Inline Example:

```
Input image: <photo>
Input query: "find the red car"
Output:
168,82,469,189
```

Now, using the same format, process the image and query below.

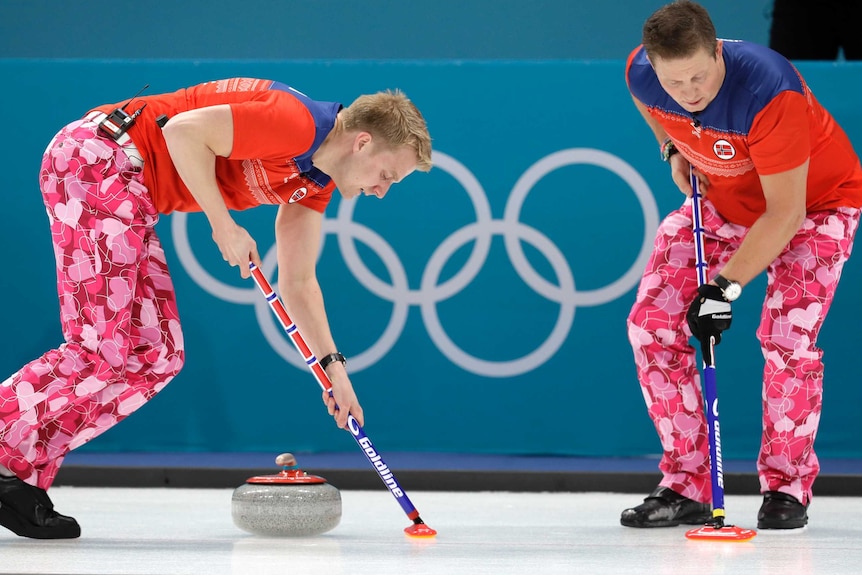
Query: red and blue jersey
626,40,862,226
91,78,341,214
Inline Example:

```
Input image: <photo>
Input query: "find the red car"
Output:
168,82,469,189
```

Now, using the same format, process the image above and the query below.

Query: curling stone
231,453,341,537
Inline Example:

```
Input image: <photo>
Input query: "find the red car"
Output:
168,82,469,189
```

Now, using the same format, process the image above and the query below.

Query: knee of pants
626,308,651,352
132,346,186,383
169,346,186,378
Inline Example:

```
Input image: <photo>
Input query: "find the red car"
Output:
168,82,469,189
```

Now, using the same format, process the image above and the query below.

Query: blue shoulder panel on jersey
270,81,342,185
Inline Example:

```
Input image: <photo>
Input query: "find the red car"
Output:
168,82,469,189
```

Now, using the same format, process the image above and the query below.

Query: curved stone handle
276,453,297,468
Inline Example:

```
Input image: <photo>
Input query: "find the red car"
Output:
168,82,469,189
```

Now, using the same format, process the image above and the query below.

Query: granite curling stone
231,453,342,537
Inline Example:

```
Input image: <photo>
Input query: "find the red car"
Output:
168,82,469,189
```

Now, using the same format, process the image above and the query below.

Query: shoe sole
621,513,713,528
757,518,808,530
0,504,81,539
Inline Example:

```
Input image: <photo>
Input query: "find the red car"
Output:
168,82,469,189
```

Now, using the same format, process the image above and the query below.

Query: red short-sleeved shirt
90,78,341,214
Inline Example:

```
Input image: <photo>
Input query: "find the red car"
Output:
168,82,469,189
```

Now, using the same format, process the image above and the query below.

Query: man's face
650,42,725,114
337,134,418,200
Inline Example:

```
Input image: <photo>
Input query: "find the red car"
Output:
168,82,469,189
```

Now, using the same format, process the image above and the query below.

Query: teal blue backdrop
0,1,772,60
0,59,860,460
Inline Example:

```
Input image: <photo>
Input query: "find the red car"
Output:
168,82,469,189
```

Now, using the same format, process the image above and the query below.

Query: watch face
724,283,742,301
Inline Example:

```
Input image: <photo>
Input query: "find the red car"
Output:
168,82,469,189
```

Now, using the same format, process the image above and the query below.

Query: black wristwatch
319,352,347,370
714,274,742,302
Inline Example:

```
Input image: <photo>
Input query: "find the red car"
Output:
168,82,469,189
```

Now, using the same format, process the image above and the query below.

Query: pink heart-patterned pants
0,119,185,489
628,197,859,506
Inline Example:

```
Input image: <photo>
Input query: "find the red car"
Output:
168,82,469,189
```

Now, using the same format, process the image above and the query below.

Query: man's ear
353,131,372,152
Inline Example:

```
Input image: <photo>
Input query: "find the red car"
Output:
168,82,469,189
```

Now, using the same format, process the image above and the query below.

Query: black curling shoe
0,475,80,539
757,491,808,529
620,486,712,528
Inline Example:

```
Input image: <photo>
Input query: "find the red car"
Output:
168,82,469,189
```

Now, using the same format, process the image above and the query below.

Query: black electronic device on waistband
98,84,150,142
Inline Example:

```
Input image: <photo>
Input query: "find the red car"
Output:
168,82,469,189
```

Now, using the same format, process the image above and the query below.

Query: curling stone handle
276,453,297,468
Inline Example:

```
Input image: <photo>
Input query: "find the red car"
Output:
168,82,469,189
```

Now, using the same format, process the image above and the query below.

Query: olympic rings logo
171,148,659,377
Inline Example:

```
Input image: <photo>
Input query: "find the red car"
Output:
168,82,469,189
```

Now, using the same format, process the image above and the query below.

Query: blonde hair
341,90,433,172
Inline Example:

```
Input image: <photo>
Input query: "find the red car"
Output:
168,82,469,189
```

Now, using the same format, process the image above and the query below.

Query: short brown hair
642,0,718,60
341,90,433,172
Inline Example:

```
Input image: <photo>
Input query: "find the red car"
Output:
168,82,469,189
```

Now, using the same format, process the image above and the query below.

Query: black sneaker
620,486,712,528
0,475,80,539
757,491,808,529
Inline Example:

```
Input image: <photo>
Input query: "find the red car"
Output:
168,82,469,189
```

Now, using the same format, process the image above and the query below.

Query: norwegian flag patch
713,140,736,160
288,187,308,203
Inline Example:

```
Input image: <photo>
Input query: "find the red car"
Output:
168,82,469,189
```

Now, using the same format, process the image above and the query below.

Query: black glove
686,284,732,344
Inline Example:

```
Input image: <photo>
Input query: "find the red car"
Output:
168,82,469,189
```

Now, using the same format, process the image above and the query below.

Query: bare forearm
281,276,354,423
720,162,809,286
280,278,342,367
718,209,804,286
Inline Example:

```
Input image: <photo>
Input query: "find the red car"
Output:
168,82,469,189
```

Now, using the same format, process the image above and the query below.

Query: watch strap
319,352,347,370
714,274,731,292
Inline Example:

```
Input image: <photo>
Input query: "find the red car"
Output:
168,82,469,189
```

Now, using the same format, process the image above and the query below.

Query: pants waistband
83,111,144,169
